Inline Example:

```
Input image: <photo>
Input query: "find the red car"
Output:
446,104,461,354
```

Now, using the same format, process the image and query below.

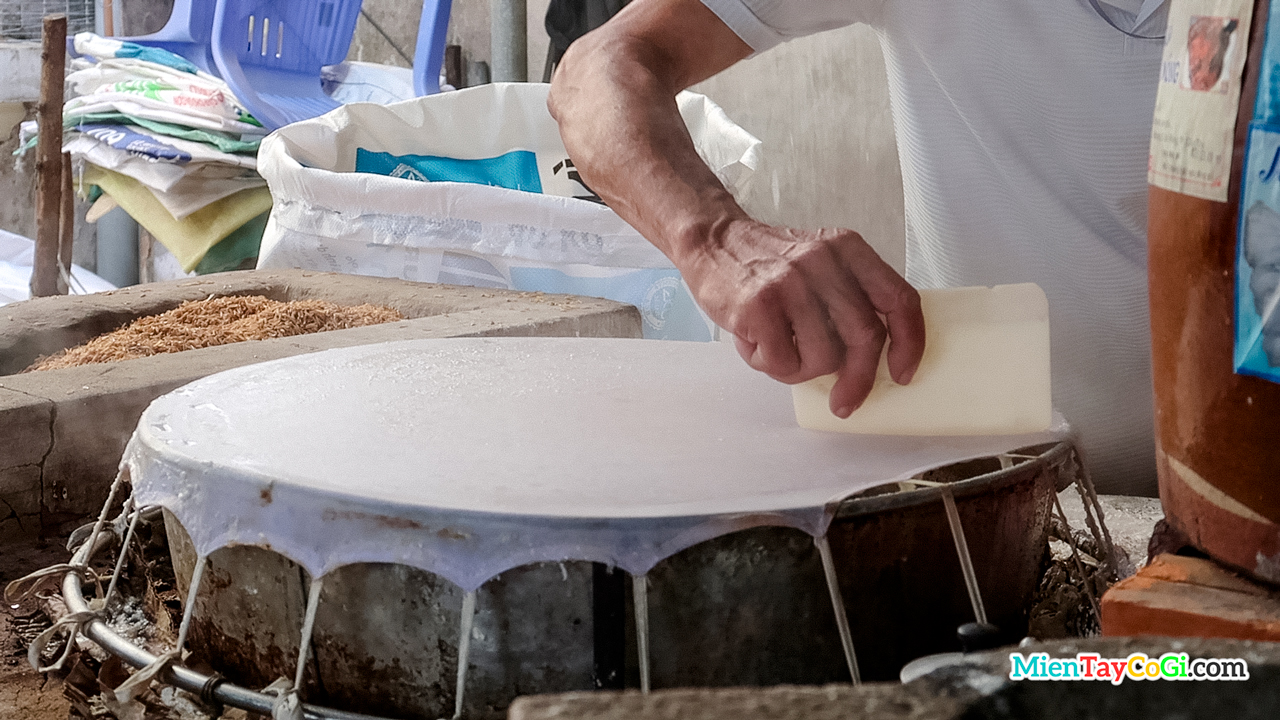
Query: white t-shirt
701,0,1166,494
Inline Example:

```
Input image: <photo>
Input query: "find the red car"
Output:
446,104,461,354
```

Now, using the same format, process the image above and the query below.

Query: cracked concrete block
0,513,36,544
29,338,333,522
0,465,40,542
0,272,287,375
511,637,1280,720
0,387,52,468
510,684,964,720
0,465,39,515
0,271,640,375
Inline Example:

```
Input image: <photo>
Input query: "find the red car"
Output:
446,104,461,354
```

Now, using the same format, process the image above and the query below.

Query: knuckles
846,318,888,348
684,224,911,397
894,282,922,313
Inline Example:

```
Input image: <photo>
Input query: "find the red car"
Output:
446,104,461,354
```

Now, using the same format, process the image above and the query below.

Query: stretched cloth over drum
124,337,1070,591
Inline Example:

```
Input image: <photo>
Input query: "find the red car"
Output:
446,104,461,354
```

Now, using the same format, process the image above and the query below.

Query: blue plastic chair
211,0,363,130
122,0,219,74
413,0,452,96
67,0,219,75
321,0,452,100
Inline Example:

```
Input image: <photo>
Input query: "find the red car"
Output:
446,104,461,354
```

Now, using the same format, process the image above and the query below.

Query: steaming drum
129,337,1068,718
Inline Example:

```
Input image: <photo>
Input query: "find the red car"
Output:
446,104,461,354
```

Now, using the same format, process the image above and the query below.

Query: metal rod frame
59,442,1077,716
62,533,389,720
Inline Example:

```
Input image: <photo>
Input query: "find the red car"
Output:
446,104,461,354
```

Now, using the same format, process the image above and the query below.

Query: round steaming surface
137,337,1057,519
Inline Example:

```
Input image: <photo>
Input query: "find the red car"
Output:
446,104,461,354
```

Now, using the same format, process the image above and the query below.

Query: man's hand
548,0,924,416
682,220,924,417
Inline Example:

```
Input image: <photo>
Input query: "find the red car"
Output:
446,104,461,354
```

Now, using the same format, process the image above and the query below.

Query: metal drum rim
832,440,1073,519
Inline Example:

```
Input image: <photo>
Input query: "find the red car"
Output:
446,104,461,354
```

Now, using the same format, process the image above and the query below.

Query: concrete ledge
0,269,629,375
511,684,963,720
511,637,1280,720
0,386,52,467
0,270,642,538
0,387,51,541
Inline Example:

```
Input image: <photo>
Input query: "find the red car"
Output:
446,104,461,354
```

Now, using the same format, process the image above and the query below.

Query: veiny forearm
547,22,751,272
547,1,925,414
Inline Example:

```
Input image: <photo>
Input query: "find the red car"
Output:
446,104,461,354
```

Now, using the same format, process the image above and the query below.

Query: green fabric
104,79,179,101
64,112,261,154
195,211,268,275
15,113,263,156
86,165,273,273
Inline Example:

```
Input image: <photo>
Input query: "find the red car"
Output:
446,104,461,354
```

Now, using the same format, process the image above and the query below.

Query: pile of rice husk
25,295,404,372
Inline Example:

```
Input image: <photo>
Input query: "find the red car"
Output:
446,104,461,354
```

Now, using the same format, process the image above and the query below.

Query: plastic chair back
413,0,452,96
211,0,361,129
76,0,219,75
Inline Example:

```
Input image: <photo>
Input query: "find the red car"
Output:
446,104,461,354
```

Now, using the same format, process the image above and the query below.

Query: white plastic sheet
125,337,1069,591
321,62,418,105
0,229,116,306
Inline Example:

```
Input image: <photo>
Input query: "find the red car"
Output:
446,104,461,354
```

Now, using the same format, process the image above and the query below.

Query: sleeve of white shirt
698,0,882,52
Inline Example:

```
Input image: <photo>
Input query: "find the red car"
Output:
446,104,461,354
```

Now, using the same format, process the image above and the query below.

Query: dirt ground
1,536,75,720
1,534,255,720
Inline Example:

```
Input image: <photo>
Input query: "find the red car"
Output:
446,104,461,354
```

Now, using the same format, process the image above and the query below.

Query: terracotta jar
1149,0,1280,584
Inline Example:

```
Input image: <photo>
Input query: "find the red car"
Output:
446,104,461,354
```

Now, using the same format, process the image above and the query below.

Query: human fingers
818,279,888,417
733,333,758,367
768,283,843,385
838,236,925,384
733,238,843,385
768,235,887,412
731,296,801,381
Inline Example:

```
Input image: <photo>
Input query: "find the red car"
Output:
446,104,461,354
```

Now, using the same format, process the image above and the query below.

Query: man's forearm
547,0,925,416
547,19,751,272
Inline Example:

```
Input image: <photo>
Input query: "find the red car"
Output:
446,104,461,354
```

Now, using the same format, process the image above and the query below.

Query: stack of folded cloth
19,33,273,275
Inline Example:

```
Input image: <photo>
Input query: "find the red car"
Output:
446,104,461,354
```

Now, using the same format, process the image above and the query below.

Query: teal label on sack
355,148,543,193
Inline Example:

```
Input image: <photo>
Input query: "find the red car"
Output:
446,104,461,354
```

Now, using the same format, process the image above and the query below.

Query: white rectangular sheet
793,283,1052,436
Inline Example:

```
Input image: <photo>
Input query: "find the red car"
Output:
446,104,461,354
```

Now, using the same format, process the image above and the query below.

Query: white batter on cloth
125,337,1069,590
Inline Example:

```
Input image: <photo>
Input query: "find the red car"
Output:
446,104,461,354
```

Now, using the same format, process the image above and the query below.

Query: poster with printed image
1235,125,1280,383
1149,0,1252,202
1180,15,1243,93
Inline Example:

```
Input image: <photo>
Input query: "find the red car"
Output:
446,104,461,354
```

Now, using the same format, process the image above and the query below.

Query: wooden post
445,45,463,89
137,228,155,285
31,14,67,298
103,0,115,37
59,152,74,294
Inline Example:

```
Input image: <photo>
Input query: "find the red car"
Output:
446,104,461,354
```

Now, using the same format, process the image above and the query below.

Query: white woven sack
255,82,761,340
